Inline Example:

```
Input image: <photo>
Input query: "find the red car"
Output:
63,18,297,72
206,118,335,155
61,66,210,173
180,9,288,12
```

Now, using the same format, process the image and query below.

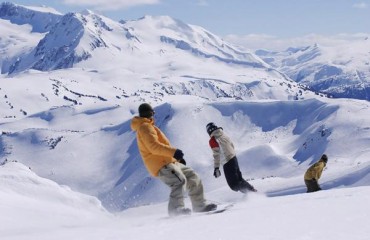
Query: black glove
178,158,186,165
173,149,184,161
213,168,221,178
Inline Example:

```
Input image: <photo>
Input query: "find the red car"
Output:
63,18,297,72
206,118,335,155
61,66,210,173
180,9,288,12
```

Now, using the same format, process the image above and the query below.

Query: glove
213,168,221,178
173,149,184,161
178,158,186,165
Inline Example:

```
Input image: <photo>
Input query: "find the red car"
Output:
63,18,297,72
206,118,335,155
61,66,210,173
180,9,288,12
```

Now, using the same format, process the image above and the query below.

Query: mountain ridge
0,1,62,33
255,40,370,100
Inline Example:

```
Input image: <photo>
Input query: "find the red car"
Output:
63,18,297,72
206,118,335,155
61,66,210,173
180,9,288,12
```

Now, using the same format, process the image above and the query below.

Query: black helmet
321,154,328,163
138,103,154,118
206,122,219,135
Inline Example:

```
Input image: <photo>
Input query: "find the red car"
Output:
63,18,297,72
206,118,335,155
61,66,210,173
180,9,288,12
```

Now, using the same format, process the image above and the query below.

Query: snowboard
208,203,234,214
194,203,234,215
161,203,234,219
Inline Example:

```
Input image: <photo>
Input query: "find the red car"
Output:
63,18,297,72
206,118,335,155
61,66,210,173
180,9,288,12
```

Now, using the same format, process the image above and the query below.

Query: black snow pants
223,156,255,193
305,179,321,193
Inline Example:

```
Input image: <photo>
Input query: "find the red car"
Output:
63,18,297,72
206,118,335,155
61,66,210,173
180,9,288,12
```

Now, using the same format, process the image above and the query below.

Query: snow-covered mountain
255,39,370,100
0,2,62,73
0,2,62,33
1,2,370,239
1,3,315,104
0,2,319,119
2,2,269,75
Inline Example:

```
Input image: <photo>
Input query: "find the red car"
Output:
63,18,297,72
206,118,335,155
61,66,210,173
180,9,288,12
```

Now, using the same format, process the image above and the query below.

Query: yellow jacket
304,159,326,180
131,116,176,176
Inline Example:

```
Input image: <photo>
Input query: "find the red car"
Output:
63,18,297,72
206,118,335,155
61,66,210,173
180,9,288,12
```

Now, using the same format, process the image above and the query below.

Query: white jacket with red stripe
209,128,236,168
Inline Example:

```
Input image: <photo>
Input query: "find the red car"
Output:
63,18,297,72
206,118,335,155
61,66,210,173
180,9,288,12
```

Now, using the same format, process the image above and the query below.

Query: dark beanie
321,154,328,162
138,103,154,118
206,122,219,135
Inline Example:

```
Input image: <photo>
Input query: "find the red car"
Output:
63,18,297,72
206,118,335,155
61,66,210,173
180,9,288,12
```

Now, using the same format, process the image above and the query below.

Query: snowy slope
255,39,370,100
0,19,45,72
0,2,61,74
1,90,370,211
0,161,110,239
1,161,370,240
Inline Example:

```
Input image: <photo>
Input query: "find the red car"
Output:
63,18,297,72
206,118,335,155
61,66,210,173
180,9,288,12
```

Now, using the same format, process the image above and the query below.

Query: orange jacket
131,116,176,176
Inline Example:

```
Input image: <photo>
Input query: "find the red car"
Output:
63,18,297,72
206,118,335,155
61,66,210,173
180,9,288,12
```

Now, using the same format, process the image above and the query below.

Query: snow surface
1,161,370,240
1,94,370,240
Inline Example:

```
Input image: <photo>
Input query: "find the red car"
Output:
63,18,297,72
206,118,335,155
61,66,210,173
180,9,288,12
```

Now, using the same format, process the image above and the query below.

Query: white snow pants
158,162,206,215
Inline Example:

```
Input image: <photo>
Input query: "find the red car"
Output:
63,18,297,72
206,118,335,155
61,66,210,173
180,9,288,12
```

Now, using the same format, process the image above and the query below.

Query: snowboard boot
169,207,191,217
240,186,257,193
195,203,217,213
240,181,257,193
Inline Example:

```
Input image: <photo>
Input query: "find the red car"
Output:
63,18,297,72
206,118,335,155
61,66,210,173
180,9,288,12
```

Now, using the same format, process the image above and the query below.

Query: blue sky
9,0,370,50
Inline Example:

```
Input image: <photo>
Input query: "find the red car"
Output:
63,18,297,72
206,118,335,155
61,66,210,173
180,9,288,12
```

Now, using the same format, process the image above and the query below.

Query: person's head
321,154,328,163
138,103,154,118
206,122,219,136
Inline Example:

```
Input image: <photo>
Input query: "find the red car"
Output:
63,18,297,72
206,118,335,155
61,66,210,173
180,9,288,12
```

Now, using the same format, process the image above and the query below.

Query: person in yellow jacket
304,154,328,192
131,103,217,216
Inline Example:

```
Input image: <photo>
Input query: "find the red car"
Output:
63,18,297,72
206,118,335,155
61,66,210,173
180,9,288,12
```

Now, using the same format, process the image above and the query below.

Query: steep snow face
0,2,62,33
256,40,370,100
3,12,270,76
1,9,315,102
124,15,268,68
0,19,45,72
4,11,127,74
0,161,110,234
0,2,63,74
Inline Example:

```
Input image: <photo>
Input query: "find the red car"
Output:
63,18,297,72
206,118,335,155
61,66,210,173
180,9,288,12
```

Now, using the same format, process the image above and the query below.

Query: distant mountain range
2,2,369,101
0,1,318,120
1,2,269,74
0,1,62,33
255,40,370,100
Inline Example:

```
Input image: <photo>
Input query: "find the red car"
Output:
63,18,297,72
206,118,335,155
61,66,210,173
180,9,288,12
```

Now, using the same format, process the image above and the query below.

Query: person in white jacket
206,122,257,193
